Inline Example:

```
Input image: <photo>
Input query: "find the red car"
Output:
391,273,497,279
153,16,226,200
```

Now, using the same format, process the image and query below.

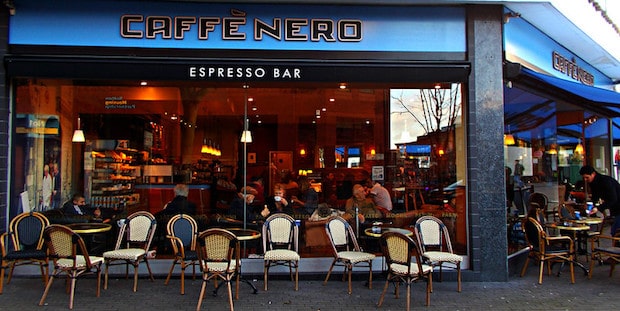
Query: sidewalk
1,258,619,311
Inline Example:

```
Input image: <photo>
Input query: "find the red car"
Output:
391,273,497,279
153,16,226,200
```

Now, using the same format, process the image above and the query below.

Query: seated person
345,184,381,223
158,184,197,216
265,183,293,215
364,179,393,216
248,176,266,204
291,176,318,215
308,203,344,222
229,186,270,223
62,193,106,223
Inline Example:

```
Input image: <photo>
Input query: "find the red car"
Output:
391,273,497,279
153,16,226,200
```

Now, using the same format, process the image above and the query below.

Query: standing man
579,165,620,236
514,159,525,187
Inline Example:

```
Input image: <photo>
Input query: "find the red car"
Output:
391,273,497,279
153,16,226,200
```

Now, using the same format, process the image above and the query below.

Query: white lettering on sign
189,66,301,80
121,9,362,43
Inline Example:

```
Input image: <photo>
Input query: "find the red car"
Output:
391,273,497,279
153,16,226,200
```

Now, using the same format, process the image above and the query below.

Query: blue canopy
517,67,620,115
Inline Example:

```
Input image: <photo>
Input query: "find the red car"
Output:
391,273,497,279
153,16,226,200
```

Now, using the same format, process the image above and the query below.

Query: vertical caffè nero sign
552,51,594,86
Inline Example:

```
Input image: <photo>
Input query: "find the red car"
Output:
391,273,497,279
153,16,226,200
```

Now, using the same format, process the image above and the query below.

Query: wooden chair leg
323,259,337,285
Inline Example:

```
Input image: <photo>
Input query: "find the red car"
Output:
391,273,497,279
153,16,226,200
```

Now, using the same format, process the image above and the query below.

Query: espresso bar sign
120,9,362,43
189,66,301,80
552,51,594,86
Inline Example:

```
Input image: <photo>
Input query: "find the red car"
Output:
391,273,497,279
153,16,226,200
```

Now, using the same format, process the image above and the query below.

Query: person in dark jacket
579,165,620,235
62,193,104,222
159,184,196,215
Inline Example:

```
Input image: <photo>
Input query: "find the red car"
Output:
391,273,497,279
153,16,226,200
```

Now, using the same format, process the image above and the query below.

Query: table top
574,217,604,225
67,223,113,234
364,227,414,238
548,222,590,231
225,228,262,241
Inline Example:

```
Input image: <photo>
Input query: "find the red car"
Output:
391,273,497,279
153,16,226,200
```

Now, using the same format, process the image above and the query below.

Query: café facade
1,0,619,282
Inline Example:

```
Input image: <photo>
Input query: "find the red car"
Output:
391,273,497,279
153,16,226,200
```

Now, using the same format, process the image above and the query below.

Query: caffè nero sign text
121,9,362,42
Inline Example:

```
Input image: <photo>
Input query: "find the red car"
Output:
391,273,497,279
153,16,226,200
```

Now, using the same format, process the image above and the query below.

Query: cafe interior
12,77,467,258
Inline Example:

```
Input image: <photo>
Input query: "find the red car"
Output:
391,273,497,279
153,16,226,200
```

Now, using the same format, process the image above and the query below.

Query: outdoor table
214,227,262,295
364,227,413,238
67,223,113,256
548,221,591,274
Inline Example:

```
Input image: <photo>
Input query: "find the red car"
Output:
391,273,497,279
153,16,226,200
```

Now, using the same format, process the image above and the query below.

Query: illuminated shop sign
9,1,466,53
189,66,301,80
121,10,362,43
552,51,594,86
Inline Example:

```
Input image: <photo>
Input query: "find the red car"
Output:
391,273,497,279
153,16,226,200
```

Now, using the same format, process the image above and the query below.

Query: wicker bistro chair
413,215,463,292
589,233,620,279
323,216,375,294
39,225,104,310
262,213,300,291
103,211,157,292
377,231,433,311
521,216,575,284
165,214,199,295
0,211,50,294
196,228,240,311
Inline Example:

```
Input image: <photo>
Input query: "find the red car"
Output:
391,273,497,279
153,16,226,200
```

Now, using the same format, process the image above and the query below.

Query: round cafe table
364,227,413,238
215,227,262,295
548,221,591,274
67,223,113,256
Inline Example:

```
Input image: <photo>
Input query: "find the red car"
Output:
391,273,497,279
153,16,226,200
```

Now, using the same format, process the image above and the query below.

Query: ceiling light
72,117,85,143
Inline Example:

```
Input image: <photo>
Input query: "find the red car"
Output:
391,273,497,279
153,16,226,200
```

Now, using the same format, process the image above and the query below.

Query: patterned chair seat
390,262,433,275
337,251,376,263
423,251,463,263
103,248,146,261
264,249,300,261
57,256,104,268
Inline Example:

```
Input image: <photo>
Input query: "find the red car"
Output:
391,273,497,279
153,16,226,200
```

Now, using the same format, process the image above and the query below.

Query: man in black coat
159,184,196,215
580,165,620,235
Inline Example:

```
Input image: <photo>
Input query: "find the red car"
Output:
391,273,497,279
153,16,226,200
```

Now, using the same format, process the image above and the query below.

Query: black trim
8,44,467,62
5,54,471,84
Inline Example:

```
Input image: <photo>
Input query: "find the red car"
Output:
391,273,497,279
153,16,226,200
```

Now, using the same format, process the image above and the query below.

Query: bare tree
392,85,461,136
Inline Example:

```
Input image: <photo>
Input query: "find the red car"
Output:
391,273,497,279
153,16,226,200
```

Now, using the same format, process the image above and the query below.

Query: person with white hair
159,184,196,215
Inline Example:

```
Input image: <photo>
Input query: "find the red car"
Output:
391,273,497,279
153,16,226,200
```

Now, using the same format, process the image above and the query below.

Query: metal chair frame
164,214,199,295
38,224,104,309
1,211,50,294
414,215,463,292
196,228,240,311
103,211,157,292
323,216,375,294
377,231,432,311
262,213,300,291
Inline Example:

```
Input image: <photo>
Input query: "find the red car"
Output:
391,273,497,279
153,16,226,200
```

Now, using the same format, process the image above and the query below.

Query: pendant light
72,117,85,143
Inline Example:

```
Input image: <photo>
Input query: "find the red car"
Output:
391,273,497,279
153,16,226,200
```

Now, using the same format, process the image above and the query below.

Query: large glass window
11,78,467,258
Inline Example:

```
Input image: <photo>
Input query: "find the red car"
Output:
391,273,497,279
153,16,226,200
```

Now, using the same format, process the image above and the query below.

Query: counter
135,184,211,215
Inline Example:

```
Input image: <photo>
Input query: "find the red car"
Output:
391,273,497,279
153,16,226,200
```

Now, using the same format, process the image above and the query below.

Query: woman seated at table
265,183,294,215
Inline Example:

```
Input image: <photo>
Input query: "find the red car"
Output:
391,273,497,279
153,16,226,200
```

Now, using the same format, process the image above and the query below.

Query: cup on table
586,202,594,215
575,211,581,220
294,219,301,227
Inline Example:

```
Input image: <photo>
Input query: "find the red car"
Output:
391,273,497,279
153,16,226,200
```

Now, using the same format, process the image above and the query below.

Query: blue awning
513,66,620,117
